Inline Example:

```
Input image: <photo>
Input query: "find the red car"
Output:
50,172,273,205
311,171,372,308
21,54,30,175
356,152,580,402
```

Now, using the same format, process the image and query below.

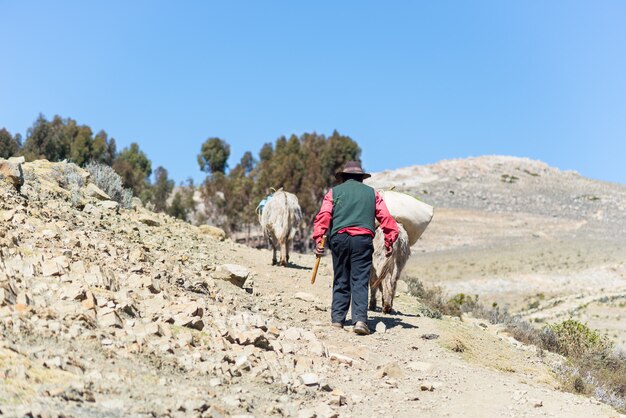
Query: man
313,161,399,335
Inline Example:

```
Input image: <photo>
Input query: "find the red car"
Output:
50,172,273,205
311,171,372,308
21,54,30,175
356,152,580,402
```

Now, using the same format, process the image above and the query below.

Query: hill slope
0,158,622,417
367,156,626,348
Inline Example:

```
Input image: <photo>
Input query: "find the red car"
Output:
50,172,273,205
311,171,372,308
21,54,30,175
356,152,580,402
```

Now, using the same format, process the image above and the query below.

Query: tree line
2,114,363,248
197,131,361,245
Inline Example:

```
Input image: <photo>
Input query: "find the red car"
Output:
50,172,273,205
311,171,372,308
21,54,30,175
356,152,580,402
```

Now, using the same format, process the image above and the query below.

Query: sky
1,1,625,184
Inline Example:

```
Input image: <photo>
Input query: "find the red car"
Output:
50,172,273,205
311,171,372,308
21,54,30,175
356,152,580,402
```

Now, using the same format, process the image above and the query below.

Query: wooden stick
311,235,326,285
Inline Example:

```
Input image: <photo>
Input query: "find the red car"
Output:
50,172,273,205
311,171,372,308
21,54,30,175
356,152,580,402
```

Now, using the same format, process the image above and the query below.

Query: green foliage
198,137,230,174
546,319,612,358
113,143,152,198
167,178,197,222
22,114,117,166
150,166,174,213
0,128,21,159
199,131,361,238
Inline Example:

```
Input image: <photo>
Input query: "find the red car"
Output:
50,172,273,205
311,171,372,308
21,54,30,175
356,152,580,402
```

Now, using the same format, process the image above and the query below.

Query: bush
405,276,625,412
85,161,133,209
547,320,613,358
53,163,85,207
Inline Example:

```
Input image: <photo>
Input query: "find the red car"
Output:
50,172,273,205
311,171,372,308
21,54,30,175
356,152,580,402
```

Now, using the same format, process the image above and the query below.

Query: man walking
313,161,398,335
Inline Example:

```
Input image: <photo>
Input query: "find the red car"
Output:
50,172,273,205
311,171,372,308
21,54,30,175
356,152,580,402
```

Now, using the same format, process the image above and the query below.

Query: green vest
330,180,376,237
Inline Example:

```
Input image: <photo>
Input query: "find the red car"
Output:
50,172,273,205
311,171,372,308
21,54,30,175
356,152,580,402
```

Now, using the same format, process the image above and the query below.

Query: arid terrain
367,156,626,349
0,156,624,417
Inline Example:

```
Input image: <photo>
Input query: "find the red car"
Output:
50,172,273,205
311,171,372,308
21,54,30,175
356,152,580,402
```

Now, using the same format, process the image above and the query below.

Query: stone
60,284,87,301
377,362,403,379
329,352,355,366
1,210,15,222
98,200,119,210
282,327,302,341
420,333,439,340
85,183,111,200
198,224,226,241
138,214,160,227
8,156,25,164
375,321,387,334
15,292,31,306
41,260,62,277
211,264,249,288
294,292,316,302
0,159,23,189
299,372,319,386
98,311,123,328
83,204,101,215
407,361,433,373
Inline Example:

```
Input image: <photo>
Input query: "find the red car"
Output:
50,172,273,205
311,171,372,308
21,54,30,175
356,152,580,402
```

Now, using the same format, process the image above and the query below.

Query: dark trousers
330,233,373,324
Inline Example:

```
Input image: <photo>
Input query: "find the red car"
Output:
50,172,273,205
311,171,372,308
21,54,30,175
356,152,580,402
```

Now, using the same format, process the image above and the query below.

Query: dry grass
406,276,626,412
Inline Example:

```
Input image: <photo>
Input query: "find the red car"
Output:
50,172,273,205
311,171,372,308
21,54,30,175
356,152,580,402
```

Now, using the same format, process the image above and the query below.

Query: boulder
85,183,111,200
211,264,249,287
0,159,24,189
138,214,160,227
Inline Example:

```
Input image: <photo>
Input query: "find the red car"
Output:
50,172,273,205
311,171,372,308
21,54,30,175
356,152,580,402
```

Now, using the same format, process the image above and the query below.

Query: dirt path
234,246,621,417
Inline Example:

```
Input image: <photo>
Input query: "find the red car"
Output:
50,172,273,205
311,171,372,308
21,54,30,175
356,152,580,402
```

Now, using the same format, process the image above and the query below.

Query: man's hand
385,245,393,258
314,243,325,256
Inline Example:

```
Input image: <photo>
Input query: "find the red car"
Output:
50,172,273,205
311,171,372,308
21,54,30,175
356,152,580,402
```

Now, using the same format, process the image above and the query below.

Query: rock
329,390,347,406
8,156,25,164
211,264,249,288
0,280,18,305
375,321,387,334
1,210,15,222
294,292,316,302
0,159,23,189
98,200,119,211
309,340,325,357
377,362,403,379
282,327,302,341
61,284,87,301
407,361,433,373
41,260,62,277
396,279,409,294
83,204,101,215
85,183,111,200
138,214,160,227
420,381,441,391
329,352,356,366
299,372,319,386
98,311,122,328
198,224,226,241
420,333,439,340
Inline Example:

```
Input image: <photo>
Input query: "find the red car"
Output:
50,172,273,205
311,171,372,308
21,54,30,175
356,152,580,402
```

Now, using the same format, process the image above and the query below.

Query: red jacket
313,189,399,250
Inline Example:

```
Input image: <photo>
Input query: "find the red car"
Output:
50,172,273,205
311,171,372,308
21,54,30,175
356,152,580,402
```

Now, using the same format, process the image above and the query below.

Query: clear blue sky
2,1,625,184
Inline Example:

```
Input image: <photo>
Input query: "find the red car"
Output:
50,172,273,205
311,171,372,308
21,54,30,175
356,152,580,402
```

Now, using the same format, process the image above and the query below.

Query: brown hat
335,160,371,180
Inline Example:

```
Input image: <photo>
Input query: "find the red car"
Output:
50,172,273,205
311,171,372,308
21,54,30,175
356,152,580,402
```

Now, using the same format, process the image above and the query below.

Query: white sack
378,190,433,246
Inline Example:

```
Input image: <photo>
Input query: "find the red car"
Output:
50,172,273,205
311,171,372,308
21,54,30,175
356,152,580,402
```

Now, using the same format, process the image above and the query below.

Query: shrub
53,163,85,207
405,276,625,412
547,320,613,358
85,161,133,209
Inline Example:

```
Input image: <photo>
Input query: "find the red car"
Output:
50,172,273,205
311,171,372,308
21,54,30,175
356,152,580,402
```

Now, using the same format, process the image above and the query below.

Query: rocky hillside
0,158,623,417
367,155,626,238
367,156,626,349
